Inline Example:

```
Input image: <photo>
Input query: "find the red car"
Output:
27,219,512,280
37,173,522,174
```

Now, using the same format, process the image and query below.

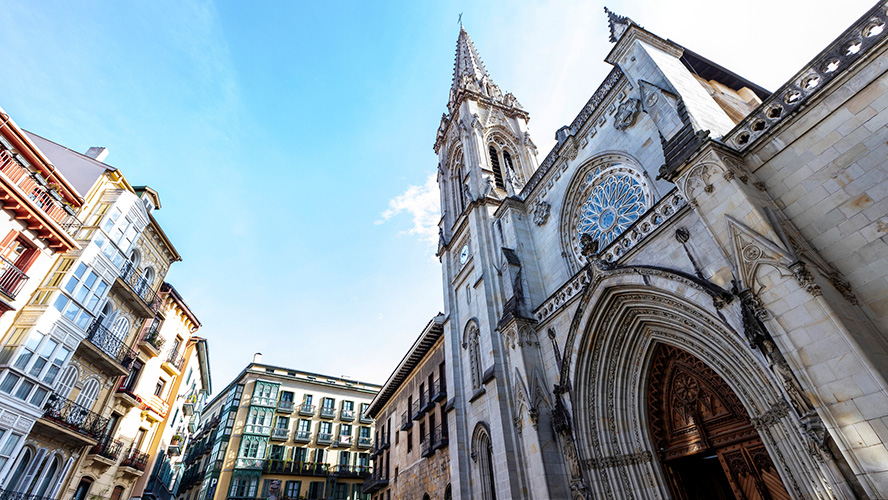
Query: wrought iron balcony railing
86,319,137,369
276,400,294,413
264,459,329,477
400,411,412,430
165,350,186,372
0,256,28,300
119,261,160,311
90,437,124,462
362,470,389,494
270,427,289,440
0,149,83,237
319,406,336,419
42,393,108,440
298,404,315,416
293,429,311,443
141,324,165,352
431,378,447,403
357,436,372,448
121,450,149,471
432,423,449,450
359,411,372,423
411,398,423,421
332,465,371,478
0,486,62,500
339,408,355,421
316,432,333,445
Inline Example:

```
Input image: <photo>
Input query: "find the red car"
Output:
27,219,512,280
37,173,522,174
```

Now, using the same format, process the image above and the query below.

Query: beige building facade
178,356,380,500
363,315,450,500
429,3,888,499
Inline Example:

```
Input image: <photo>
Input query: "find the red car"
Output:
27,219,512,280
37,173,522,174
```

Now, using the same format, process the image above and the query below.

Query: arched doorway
647,343,790,500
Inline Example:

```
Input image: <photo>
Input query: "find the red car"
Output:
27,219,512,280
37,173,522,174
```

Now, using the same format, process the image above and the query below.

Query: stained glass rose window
576,174,646,248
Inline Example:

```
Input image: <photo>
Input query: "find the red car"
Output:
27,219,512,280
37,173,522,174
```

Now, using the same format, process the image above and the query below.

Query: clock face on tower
459,244,470,264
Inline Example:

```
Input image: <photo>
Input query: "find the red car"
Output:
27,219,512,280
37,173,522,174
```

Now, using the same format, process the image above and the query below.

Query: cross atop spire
604,7,641,43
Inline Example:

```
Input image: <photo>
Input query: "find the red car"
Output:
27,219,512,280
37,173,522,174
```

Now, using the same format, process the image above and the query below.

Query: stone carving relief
613,98,640,130
532,201,551,226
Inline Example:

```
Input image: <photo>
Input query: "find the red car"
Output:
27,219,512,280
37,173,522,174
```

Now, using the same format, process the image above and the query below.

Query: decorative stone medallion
614,98,641,130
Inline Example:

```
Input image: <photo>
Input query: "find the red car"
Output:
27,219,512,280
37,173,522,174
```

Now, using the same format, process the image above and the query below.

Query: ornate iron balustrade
333,465,371,478
431,378,447,402
270,427,289,440
432,423,449,450
90,437,124,462
141,325,165,351
119,262,160,311
42,393,108,440
86,319,137,369
339,408,355,421
362,470,389,494
0,149,83,237
165,350,186,371
359,410,372,423
0,256,28,300
319,406,336,419
316,432,333,445
276,400,294,413
357,436,372,448
293,429,311,443
264,460,329,477
400,411,412,430
121,450,149,471
298,403,315,416
0,487,61,500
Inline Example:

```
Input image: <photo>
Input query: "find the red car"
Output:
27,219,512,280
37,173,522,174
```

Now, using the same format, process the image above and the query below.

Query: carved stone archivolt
556,269,835,499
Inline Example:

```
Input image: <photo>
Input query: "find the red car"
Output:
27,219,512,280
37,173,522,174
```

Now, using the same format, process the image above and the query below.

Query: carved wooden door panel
718,441,791,500
647,344,791,500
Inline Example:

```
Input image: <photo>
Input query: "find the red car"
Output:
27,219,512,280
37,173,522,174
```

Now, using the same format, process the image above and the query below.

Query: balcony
243,423,270,435
270,427,289,441
161,350,186,375
264,460,329,477
339,408,355,422
411,399,423,421
432,423,449,450
362,471,389,494
183,396,196,416
400,411,412,430
0,148,82,250
81,319,137,376
139,324,165,357
0,486,62,500
0,256,28,301
235,457,265,469
316,432,333,446
114,388,140,408
293,429,311,443
277,400,295,413
333,435,352,448
298,404,315,417
88,437,124,466
167,442,182,456
120,450,149,476
112,261,161,317
431,379,447,403
333,465,371,479
357,436,372,449
421,438,433,458
319,406,336,419
38,393,108,445
359,411,372,424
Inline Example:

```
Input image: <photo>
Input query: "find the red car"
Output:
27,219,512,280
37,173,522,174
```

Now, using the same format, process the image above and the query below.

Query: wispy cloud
376,173,440,246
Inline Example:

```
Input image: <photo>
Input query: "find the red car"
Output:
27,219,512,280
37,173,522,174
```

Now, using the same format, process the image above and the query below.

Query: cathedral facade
433,3,888,499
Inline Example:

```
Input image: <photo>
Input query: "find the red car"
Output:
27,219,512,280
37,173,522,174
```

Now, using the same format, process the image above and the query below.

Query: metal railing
294,429,311,443
362,470,389,494
339,408,355,421
0,487,61,500
332,464,371,478
277,400,294,413
165,350,186,372
141,324,165,351
42,393,108,440
400,411,412,430
270,427,289,440
0,256,28,300
121,450,149,471
316,432,333,445
90,437,124,462
412,398,423,420
298,403,315,416
86,319,137,369
357,436,372,448
432,423,449,449
431,378,447,402
359,411,372,423
0,149,83,237
319,406,336,419
119,261,160,311
264,460,329,477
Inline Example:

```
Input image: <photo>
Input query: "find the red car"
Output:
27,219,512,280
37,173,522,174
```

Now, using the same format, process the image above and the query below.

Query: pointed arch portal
647,343,790,500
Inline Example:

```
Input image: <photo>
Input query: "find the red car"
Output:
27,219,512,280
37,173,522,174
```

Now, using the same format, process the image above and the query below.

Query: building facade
0,106,85,495
0,129,204,500
178,356,380,500
432,3,888,499
363,315,450,500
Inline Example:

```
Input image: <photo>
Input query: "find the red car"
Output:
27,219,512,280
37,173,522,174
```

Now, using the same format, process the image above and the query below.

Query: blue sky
0,0,872,393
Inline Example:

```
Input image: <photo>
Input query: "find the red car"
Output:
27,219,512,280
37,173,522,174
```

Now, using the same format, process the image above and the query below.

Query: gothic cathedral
434,5,888,500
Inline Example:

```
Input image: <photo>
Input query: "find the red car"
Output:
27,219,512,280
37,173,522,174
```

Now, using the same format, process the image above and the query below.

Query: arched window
128,249,141,270
32,454,60,497
75,379,100,410
55,365,79,398
110,485,125,500
488,146,505,190
110,316,129,341
72,477,93,500
97,302,114,327
6,448,32,491
142,267,155,288
473,426,496,500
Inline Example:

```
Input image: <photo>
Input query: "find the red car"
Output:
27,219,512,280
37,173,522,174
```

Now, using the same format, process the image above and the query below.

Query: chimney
253,353,263,364
85,147,109,162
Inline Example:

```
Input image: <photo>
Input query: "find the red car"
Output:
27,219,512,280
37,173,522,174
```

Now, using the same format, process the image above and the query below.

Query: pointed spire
451,27,491,96
604,7,641,43
447,27,522,113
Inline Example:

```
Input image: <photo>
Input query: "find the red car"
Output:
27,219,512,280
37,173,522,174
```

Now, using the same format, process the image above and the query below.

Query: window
407,431,413,452
419,422,426,443
0,430,22,473
474,426,497,500
319,421,332,438
276,416,289,429
0,372,20,393
121,361,142,392
488,146,505,190
284,481,301,498
75,379,100,409
307,481,324,498
293,447,307,463
154,378,166,397
12,331,70,386
359,426,370,439
269,444,285,460
109,486,125,500
467,325,482,389
304,394,313,405
322,397,334,409
297,419,311,432
360,402,369,418
53,263,108,328
280,391,294,403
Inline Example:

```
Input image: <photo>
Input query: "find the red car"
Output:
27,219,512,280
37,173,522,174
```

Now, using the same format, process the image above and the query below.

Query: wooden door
647,343,790,500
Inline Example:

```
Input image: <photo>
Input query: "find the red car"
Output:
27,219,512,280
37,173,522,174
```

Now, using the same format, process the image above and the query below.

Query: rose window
576,174,646,248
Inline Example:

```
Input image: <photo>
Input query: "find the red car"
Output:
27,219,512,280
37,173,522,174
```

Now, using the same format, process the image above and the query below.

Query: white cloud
377,173,440,247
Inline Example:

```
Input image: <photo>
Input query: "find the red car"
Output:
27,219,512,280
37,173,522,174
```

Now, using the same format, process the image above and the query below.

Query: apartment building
363,315,449,500
0,106,84,493
178,356,380,500
0,130,192,500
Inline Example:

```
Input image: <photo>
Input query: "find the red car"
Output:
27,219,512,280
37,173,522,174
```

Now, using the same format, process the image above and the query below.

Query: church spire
446,27,522,114
604,7,641,43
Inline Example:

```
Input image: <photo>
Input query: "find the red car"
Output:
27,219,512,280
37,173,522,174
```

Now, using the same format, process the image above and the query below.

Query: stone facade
431,4,888,499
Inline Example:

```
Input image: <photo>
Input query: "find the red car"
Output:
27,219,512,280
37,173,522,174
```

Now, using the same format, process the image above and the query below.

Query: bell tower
435,27,561,500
